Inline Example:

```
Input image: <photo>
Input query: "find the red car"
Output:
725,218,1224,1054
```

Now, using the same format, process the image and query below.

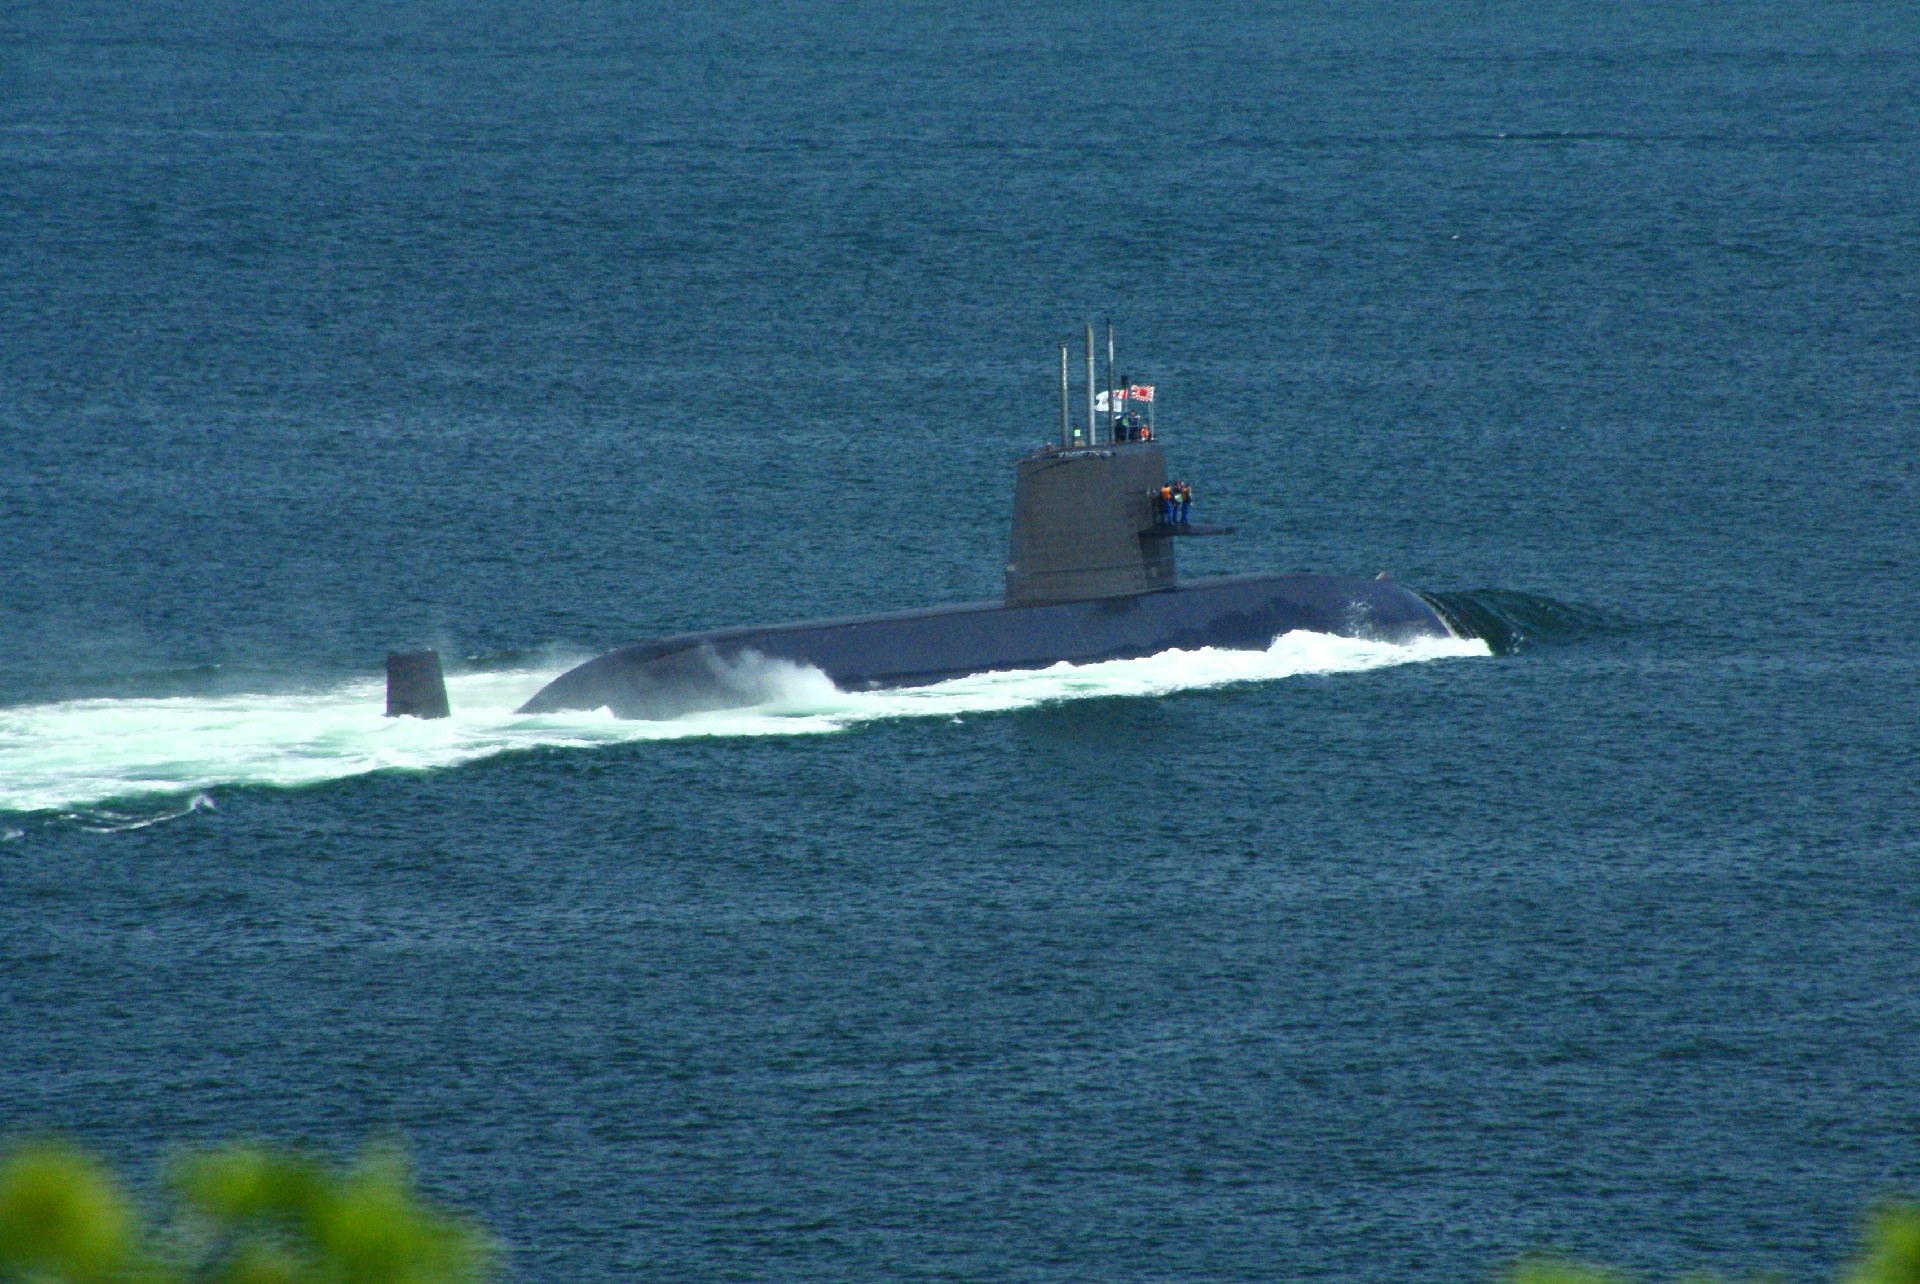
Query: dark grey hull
518,573,1456,719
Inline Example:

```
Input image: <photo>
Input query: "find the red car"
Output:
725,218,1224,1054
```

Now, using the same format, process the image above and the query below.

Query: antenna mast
1106,321,1115,444
1084,322,1095,446
1059,343,1069,447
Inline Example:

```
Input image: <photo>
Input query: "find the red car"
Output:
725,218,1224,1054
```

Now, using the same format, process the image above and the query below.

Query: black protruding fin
386,650,450,719
1143,522,1235,539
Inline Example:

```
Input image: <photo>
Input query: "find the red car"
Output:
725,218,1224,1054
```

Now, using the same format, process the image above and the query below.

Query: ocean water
3,2,1917,1280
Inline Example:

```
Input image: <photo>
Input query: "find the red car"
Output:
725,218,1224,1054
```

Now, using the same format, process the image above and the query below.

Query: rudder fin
386,650,450,718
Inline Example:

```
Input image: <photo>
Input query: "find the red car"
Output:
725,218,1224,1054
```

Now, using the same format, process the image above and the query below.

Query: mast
1105,321,1115,444
1059,342,1070,447
1084,322,1095,446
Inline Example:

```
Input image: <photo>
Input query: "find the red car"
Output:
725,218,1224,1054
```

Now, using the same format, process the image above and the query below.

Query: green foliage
1503,1205,1920,1284
1848,1203,1920,1284
1509,1259,1626,1284
0,1142,137,1283
5,1133,1917,1284
0,1139,491,1284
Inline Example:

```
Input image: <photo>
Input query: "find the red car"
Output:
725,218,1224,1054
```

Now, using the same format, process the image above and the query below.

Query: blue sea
4,3,1917,1279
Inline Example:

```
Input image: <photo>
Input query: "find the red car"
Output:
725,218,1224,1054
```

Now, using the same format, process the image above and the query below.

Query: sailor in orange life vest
1156,482,1174,525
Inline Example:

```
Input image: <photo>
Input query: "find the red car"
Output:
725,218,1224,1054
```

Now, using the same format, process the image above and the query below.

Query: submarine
386,326,1465,721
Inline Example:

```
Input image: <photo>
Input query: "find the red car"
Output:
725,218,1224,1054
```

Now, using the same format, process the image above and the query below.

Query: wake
0,630,1486,820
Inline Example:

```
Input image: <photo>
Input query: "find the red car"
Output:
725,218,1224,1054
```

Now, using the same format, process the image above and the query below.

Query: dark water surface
4,3,1918,1280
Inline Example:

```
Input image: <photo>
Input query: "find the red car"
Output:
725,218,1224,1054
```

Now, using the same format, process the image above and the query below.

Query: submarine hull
518,573,1455,719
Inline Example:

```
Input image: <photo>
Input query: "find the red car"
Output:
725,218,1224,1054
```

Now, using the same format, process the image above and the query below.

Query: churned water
0,634,1487,816
3,3,1917,1280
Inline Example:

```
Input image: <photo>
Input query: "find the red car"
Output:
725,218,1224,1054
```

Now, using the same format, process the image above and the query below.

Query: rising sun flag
1093,385,1153,411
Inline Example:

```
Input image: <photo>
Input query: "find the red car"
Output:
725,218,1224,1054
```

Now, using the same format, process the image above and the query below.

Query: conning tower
1005,446,1174,604
1004,324,1220,607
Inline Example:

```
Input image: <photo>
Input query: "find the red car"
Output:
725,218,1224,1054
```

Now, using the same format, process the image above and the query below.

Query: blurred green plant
0,1138,491,1283
1506,1202,1920,1284
1848,1204,1920,1284
4,1133,1917,1284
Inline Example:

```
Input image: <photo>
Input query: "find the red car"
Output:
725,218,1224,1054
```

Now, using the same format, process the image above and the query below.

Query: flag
1127,384,1155,403
1094,390,1119,412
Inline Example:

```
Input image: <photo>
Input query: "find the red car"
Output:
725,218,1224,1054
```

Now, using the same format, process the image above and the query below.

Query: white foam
0,631,1487,816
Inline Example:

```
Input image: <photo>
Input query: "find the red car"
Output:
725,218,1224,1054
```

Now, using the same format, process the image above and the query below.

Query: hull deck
519,573,1453,719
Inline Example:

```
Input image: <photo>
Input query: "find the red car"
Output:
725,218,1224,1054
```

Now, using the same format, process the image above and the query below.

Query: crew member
1176,481,1192,525
1157,482,1174,525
